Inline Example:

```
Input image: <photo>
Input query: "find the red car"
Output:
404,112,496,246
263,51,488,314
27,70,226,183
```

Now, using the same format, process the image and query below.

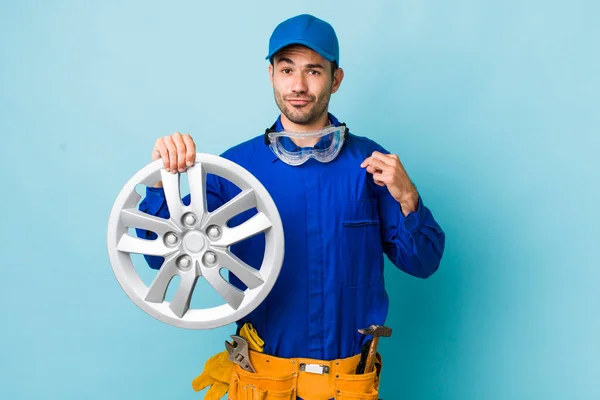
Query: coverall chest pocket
341,200,383,289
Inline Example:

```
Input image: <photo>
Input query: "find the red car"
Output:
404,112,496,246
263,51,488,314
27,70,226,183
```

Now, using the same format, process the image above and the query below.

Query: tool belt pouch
229,353,382,400
333,355,381,400
229,364,297,400
334,371,378,400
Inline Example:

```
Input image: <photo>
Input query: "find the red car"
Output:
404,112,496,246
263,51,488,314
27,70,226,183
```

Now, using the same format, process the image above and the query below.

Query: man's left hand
360,151,419,216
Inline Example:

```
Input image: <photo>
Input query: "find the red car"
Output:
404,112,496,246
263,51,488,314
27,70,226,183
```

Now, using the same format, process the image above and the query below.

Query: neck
280,112,331,147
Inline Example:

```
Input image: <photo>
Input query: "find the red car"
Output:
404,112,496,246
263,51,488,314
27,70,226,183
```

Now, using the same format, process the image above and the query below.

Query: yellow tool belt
228,349,381,400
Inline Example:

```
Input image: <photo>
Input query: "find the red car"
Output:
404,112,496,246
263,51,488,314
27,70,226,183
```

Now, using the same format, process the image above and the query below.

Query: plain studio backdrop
0,1,598,399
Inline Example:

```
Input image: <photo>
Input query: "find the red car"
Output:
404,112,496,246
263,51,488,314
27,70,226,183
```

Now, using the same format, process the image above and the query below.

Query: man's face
269,45,343,127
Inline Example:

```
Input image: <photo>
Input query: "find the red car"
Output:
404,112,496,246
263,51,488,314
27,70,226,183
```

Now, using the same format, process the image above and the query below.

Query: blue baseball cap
266,14,340,66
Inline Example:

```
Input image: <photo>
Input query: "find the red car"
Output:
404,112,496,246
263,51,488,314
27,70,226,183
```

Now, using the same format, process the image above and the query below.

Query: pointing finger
370,151,397,167
366,158,390,174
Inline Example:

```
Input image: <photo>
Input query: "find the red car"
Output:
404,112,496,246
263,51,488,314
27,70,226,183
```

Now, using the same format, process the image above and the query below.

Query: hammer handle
364,336,380,374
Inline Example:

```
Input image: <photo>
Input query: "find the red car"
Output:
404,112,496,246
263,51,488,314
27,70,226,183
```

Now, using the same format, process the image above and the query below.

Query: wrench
225,335,256,373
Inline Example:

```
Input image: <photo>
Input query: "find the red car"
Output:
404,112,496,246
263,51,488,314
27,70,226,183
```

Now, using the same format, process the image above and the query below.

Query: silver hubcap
107,153,285,329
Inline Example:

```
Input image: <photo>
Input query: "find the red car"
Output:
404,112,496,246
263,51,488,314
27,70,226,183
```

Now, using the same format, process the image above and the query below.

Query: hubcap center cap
183,231,206,253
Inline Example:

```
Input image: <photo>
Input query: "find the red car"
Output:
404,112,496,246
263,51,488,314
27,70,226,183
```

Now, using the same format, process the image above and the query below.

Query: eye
308,70,320,75
281,68,292,74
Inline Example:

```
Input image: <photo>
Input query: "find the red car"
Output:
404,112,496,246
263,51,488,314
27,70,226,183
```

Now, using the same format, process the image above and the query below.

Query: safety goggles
265,124,348,166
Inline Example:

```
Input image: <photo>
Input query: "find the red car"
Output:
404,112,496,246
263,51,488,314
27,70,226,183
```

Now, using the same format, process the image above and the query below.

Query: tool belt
228,349,382,400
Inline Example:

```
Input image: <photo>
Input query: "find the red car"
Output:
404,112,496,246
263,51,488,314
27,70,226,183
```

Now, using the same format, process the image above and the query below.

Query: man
138,14,445,399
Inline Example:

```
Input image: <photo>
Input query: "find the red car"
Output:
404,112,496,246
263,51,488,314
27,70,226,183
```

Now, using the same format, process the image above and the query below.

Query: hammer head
358,324,392,337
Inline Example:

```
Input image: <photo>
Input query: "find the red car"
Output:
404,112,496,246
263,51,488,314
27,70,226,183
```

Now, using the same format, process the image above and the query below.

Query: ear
268,64,274,86
331,67,344,94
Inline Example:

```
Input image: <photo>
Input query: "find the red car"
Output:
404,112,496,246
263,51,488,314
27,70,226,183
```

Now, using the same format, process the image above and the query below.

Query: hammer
357,325,392,374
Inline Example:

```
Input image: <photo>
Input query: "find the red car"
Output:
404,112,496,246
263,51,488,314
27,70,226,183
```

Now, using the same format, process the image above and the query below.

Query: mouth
287,98,311,107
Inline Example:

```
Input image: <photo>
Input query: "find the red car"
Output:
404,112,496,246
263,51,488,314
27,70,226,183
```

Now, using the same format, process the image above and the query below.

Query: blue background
1,0,598,399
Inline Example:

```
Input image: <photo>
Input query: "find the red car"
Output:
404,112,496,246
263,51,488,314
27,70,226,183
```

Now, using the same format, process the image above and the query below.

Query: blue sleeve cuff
400,195,425,232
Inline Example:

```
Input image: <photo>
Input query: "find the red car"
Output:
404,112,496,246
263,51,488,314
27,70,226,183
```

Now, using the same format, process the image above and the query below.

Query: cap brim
266,39,336,63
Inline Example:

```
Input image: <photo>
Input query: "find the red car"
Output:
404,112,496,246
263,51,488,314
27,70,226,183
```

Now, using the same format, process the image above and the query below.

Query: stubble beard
274,88,332,126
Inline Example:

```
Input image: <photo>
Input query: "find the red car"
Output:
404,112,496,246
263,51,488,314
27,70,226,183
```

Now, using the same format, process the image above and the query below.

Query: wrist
398,189,419,216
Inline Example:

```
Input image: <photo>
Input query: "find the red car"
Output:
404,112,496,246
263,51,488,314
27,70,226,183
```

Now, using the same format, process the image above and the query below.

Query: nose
291,73,308,94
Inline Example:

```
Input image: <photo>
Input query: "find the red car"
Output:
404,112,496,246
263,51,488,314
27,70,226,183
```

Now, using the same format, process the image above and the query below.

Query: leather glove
191,350,232,399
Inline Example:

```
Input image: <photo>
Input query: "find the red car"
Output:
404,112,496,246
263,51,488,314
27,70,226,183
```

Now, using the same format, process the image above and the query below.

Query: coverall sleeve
135,173,229,270
374,151,446,279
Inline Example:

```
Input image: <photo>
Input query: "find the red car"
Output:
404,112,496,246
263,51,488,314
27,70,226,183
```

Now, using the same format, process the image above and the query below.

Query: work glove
191,350,232,399
191,323,264,398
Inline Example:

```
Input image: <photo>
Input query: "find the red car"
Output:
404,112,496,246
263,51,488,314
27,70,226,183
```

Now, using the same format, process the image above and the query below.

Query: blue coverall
137,113,445,360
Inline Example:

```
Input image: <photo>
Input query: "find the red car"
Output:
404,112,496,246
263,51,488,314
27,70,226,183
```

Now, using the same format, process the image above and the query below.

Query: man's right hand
151,132,197,188
152,132,197,173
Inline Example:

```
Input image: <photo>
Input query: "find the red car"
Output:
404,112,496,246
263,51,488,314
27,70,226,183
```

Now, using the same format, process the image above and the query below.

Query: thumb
191,373,214,392
205,381,230,400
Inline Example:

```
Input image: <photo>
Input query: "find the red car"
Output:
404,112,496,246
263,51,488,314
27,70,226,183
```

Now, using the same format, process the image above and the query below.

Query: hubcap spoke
160,169,184,223
205,189,257,228
145,255,179,303
203,267,245,310
117,234,178,257
212,248,264,290
213,212,272,247
120,208,180,236
187,163,208,219
169,265,200,318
